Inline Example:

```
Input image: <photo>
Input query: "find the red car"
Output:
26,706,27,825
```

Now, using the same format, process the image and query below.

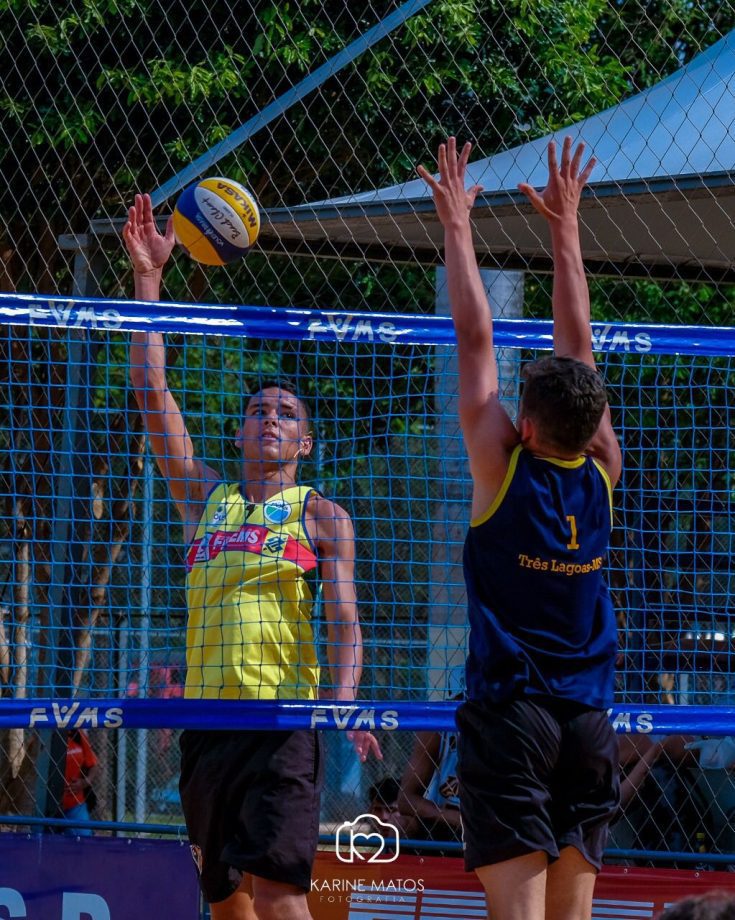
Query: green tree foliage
1,0,733,312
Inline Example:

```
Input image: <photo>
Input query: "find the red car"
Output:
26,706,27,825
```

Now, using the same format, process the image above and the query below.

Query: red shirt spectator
63,730,98,810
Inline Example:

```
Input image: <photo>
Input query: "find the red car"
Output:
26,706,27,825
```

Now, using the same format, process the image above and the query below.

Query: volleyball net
1,291,733,712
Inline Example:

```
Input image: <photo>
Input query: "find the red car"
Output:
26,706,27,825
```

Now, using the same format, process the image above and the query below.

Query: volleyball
172,177,260,266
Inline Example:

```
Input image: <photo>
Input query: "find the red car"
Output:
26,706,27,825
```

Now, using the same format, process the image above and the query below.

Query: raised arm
519,138,622,485
124,194,219,526
418,138,518,518
310,495,381,763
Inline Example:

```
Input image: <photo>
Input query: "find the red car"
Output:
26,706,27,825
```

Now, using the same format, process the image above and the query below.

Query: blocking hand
518,136,596,222
122,192,175,275
417,136,484,227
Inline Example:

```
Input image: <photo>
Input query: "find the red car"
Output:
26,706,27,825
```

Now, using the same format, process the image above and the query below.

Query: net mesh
1,302,733,703
1,301,734,861
2,0,735,870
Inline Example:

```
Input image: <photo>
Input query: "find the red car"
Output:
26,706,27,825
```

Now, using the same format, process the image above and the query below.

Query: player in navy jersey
418,137,622,920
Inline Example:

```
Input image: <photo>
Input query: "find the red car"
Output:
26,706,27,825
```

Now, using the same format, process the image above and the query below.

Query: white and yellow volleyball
172,177,260,266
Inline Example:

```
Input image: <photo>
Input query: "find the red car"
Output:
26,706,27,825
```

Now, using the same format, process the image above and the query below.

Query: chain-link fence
2,0,735,877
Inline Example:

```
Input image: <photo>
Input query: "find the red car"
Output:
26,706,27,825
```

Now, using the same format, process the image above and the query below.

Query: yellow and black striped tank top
185,483,320,700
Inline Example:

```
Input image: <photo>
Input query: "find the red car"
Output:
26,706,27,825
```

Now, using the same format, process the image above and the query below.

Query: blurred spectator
686,738,735,855
62,729,98,836
127,664,184,777
656,891,735,919
398,729,462,845
608,734,696,859
367,776,420,838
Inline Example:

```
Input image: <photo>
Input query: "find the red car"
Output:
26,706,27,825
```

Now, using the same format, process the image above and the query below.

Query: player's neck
239,462,298,503
528,446,583,462
521,433,582,461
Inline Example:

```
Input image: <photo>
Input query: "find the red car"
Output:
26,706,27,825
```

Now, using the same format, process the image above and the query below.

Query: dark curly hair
520,355,608,454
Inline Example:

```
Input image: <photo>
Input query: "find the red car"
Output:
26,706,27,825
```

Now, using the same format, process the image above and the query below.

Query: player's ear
518,415,533,445
235,427,243,447
298,433,313,458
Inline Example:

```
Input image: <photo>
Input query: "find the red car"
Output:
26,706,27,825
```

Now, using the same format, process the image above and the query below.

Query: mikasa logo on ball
216,181,258,227
173,176,260,266
195,188,243,244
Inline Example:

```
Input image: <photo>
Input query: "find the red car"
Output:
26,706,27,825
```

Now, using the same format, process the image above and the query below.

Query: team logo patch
190,844,203,874
264,499,292,524
209,502,227,527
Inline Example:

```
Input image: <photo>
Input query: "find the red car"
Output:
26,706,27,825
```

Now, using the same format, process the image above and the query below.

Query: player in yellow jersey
124,193,381,920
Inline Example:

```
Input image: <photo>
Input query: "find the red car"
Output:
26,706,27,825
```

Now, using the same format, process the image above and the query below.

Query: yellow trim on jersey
471,444,523,527
591,458,615,527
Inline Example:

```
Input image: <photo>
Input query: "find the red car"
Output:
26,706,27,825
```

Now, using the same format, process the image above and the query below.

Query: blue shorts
457,697,619,872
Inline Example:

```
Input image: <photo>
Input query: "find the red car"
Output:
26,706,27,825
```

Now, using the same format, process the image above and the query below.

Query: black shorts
457,697,619,872
179,729,323,903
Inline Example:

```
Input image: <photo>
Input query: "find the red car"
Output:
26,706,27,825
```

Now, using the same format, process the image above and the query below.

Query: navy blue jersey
464,445,617,708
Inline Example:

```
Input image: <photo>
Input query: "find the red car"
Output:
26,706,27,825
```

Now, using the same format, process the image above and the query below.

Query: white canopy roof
261,31,735,281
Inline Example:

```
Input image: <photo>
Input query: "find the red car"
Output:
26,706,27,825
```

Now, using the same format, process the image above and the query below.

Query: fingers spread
458,141,472,174
142,193,154,224
518,183,560,221
547,140,558,174
417,164,441,193
438,143,448,181
560,135,572,177
570,141,585,180
579,155,597,187
446,136,457,180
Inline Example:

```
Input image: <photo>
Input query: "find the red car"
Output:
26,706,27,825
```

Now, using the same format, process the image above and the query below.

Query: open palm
518,136,596,222
417,137,484,227
122,193,175,274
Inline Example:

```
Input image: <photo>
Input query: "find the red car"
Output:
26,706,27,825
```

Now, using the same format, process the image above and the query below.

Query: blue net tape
2,291,735,354
2,699,734,734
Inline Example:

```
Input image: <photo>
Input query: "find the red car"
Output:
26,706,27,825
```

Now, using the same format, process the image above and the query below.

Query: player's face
239,387,311,463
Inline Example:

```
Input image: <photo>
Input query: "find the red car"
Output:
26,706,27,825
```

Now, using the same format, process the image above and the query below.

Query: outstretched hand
518,136,596,222
122,193,175,275
347,729,383,764
417,137,483,227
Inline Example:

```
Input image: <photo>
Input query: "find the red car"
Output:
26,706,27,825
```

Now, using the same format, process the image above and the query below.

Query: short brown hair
520,356,608,454
657,892,735,919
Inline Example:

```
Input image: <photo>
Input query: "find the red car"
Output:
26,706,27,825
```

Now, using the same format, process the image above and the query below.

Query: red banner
309,852,735,919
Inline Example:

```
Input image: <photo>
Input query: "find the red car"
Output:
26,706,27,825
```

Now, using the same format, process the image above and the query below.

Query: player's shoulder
179,474,224,543
305,492,354,544
306,491,351,523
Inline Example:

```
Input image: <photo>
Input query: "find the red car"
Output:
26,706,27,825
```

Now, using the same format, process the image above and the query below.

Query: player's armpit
584,406,622,488
460,394,519,512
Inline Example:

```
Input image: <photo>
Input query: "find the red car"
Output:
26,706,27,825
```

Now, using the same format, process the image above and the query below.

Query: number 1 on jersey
566,515,580,550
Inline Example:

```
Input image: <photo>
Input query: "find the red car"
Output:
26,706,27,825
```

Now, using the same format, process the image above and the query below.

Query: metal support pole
35,239,104,825
428,268,524,699
135,458,154,823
